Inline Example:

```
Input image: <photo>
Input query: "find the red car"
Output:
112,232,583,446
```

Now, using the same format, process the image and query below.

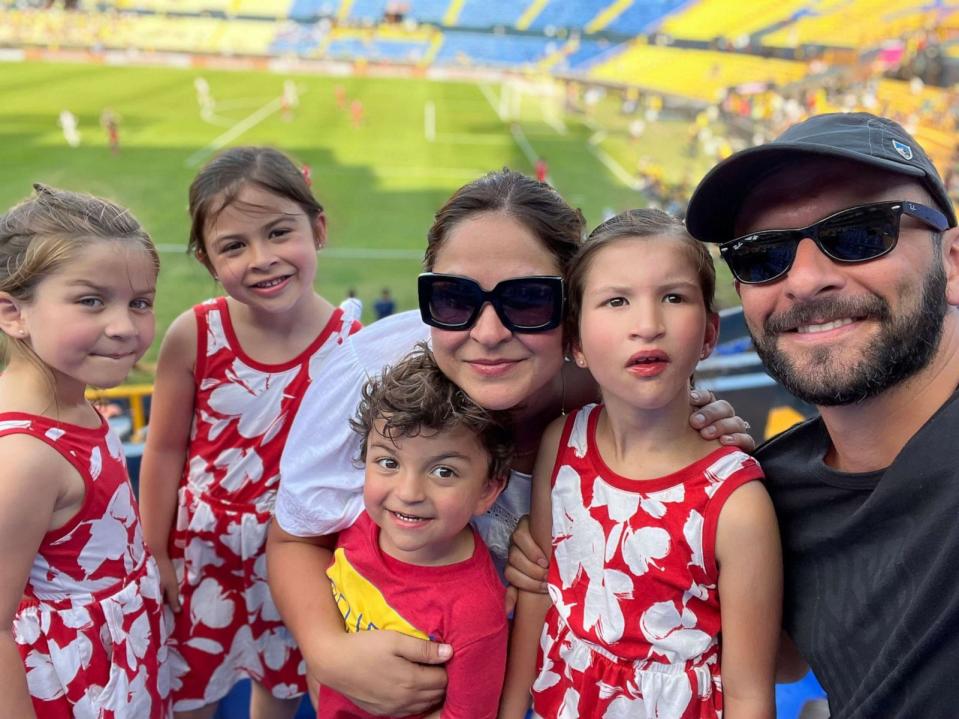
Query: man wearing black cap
686,111,959,717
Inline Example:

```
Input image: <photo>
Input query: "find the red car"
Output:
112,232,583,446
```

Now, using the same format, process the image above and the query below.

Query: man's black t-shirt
757,390,959,718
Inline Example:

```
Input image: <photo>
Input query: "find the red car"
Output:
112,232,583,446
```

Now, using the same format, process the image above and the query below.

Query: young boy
319,344,513,719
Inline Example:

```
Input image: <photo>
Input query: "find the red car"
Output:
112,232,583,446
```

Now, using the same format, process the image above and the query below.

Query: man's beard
748,262,948,406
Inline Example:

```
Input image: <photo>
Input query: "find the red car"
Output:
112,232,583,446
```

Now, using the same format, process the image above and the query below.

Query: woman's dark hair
187,146,321,268
424,168,585,273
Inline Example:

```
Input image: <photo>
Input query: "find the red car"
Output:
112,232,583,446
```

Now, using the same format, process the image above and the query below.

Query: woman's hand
504,515,549,596
689,389,756,451
317,630,450,716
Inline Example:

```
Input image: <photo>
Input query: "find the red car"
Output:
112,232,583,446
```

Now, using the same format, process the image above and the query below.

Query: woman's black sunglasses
418,273,564,333
720,200,950,285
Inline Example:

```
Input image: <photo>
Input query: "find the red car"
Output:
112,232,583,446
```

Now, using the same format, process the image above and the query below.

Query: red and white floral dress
168,297,360,710
532,404,763,719
4,410,171,719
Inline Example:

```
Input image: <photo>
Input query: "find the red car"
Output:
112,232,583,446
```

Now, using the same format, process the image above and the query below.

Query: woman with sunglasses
266,169,753,716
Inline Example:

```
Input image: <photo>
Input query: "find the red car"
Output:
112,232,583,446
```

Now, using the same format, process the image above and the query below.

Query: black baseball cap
686,112,957,244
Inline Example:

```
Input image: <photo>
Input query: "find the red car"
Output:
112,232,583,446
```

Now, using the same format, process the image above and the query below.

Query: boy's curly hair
351,344,514,481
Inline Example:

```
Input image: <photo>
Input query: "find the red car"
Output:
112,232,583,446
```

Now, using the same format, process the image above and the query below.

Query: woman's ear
0,292,27,339
700,311,720,361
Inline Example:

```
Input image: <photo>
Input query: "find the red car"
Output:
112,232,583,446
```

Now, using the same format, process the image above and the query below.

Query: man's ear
943,227,959,307
473,474,507,517
0,292,27,339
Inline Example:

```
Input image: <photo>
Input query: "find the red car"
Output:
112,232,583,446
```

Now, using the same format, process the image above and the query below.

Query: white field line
186,96,283,167
543,111,567,134
478,82,506,121
536,94,637,192
510,123,539,167
424,100,436,142
199,114,235,128
542,92,567,134
156,244,423,259
209,97,276,112
587,144,642,190
477,83,542,175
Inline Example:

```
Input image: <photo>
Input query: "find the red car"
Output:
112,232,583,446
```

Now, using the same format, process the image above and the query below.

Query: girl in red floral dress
502,210,782,719
139,147,359,719
0,185,170,718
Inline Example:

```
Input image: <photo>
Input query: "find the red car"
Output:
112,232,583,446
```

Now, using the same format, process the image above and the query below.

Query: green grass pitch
0,60,737,377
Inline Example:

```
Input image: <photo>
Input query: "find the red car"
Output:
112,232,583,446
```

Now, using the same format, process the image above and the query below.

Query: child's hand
153,553,181,612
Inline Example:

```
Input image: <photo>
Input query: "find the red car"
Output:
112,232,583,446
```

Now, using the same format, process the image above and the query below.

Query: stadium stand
456,0,525,30
555,38,622,72
345,0,388,24
587,42,808,102
761,0,952,50
602,0,689,36
528,1,610,33
434,30,557,67
4,0,958,150
657,0,813,42
325,26,433,62
407,0,452,26
269,20,328,55
288,0,338,21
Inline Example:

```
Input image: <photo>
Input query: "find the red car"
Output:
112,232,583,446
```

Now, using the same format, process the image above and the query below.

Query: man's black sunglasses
418,273,564,333
720,200,950,285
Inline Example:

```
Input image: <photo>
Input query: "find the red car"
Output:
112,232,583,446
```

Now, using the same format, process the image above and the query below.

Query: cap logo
892,139,914,161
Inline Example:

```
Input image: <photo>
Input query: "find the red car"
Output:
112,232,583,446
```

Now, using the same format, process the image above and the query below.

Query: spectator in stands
685,112,959,716
373,287,395,320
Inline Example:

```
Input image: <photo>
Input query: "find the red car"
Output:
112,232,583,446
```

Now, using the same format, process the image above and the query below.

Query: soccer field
0,60,734,371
